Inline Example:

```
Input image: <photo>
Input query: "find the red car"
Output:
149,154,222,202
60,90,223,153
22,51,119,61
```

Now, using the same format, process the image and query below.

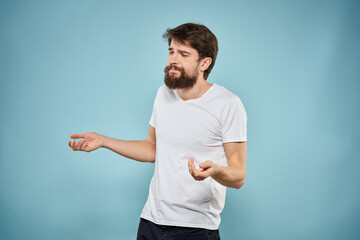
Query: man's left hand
188,158,218,181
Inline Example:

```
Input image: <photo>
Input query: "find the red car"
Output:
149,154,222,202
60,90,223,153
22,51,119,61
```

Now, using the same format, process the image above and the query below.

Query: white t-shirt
140,84,247,230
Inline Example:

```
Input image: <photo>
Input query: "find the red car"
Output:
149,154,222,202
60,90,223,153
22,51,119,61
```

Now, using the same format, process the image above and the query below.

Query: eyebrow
168,48,191,55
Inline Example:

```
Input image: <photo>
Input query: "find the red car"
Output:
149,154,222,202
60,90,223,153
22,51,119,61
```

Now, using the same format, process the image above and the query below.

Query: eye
181,53,189,57
169,51,174,55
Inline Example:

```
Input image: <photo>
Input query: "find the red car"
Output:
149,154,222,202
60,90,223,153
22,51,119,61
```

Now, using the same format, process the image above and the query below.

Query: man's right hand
68,132,104,152
68,126,156,162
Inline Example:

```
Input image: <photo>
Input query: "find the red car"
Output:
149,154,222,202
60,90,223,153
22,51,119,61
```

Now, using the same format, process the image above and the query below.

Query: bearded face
164,64,198,89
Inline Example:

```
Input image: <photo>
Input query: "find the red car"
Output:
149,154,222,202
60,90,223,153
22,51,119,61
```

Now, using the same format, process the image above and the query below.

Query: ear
199,57,212,72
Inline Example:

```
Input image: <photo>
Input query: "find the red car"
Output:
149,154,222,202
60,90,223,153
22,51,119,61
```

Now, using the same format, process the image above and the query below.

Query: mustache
164,64,184,73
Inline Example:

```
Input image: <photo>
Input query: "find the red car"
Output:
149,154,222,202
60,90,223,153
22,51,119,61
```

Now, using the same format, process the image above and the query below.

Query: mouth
165,65,182,75
169,68,180,73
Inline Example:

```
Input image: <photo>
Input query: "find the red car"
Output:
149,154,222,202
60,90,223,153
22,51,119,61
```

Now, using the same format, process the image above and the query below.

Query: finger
80,141,88,151
71,140,77,151
76,140,84,150
78,140,86,151
188,159,194,175
68,140,74,150
190,158,198,171
188,158,197,174
70,133,85,139
195,170,209,180
191,164,201,178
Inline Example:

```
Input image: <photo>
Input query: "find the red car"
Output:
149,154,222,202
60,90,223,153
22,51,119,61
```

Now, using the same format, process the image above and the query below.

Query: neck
177,77,213,101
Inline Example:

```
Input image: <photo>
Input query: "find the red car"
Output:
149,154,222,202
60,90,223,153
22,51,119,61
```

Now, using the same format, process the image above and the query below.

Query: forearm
101,135,156,163
212,165,246,189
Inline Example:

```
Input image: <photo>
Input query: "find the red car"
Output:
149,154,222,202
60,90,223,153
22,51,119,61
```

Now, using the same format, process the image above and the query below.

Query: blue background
1,0,359,239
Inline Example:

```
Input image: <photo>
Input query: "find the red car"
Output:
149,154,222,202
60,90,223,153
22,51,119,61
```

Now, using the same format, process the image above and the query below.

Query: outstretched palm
68,132,103,152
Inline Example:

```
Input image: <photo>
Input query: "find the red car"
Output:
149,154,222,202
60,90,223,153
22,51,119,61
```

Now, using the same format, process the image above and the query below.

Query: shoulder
210,84,244,106
211,85,247,128
210,84,247,120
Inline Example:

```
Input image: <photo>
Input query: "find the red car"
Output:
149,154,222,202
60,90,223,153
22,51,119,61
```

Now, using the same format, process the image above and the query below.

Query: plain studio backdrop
1,0,359,239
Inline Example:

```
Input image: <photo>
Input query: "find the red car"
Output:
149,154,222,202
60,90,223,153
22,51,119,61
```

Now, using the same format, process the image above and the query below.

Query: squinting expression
167,40,200,76
164,40,201,89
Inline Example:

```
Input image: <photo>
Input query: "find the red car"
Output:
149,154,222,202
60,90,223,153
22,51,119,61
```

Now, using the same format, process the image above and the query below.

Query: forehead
169,39,198,55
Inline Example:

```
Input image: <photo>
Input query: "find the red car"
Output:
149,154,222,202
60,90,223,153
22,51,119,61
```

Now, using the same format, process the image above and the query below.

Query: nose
168,52,179,65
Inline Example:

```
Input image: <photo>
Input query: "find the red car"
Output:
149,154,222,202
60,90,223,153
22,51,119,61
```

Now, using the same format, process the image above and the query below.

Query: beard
164,64,198,89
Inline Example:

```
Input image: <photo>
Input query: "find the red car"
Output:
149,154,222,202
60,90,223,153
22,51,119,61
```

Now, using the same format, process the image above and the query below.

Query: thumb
70,133,85,139
199,161,212,169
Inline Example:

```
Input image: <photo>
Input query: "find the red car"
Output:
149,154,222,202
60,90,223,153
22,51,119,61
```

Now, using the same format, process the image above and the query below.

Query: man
68,23,247,240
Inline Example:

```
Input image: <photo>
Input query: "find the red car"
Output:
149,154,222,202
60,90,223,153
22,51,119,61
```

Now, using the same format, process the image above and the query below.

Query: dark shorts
137,218,221,240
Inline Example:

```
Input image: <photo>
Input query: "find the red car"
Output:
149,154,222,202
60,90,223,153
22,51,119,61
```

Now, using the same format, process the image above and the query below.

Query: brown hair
163,23,218,80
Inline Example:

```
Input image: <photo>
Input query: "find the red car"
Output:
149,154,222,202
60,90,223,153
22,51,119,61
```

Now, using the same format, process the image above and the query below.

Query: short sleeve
220,96,247,143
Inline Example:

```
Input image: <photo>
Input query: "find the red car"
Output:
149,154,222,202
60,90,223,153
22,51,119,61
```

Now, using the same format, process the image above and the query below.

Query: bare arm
188,142,247,189
68,126,156,163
